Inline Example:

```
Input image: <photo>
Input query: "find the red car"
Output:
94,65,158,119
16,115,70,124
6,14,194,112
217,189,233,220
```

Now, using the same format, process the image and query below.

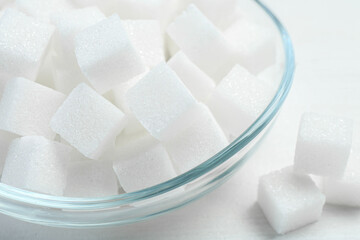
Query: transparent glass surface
0,0,295,228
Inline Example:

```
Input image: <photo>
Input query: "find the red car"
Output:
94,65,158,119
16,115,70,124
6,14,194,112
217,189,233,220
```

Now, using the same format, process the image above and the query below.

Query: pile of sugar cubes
0,0,277,198
258,112,360,234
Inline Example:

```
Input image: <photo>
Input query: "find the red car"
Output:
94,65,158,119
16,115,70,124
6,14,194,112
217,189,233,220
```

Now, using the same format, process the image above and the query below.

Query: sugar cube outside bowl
0,0,295,228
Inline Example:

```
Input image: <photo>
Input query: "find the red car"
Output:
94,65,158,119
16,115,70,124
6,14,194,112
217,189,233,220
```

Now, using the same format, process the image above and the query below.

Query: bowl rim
0,0,295,210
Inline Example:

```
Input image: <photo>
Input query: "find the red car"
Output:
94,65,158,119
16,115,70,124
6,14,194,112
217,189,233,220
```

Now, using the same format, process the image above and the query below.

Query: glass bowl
0,0,295,228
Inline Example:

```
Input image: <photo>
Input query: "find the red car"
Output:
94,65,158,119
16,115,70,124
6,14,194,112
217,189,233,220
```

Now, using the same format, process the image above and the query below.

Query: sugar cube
74,14,146,94
168,51,215,102
1,136,71,196
321,123,360,207
208,65,273,140
126,62,198,141
224,19,276,74
16,0,73,23
165,103,228,174
123,20,165,68
50,83,127,160
0,130,16,173
293,112,353,178
258,167,325,234
112,133,177,193
64,159,119,198
0,78,66,139
167,4,237,82
323,172,360,207
0,9,54,87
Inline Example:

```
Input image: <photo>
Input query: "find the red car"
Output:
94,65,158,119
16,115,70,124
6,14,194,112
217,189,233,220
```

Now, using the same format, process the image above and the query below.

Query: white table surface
1,0,360,239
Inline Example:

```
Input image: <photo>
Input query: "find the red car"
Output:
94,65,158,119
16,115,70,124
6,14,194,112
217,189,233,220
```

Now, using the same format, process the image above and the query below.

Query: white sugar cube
167,4,237,82
126,62,198,141
168,51,215,102
208,65,273,140
293,113,353,177
123,20,165,68
165,103,228,174
319,123,360,207
225,19,276,74
323,172,360,207
16,0,73,23
0,130,16,173
64,160,118,198
258,167,325,234
75,14,146,94
0,78,66,139
113,133,177,193
0,9,54,87
1,136,71,196
51,7,105,59
51,83,127,160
